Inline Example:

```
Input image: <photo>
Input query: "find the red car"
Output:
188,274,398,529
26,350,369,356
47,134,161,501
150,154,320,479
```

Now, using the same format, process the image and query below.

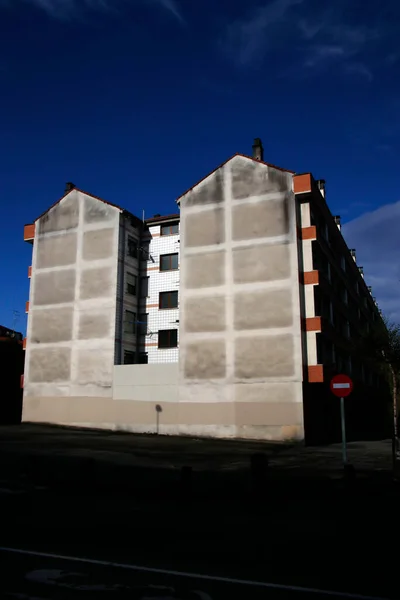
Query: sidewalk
0,422,393,474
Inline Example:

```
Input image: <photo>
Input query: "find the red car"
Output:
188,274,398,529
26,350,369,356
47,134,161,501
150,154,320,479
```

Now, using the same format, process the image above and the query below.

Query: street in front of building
0,547,391,600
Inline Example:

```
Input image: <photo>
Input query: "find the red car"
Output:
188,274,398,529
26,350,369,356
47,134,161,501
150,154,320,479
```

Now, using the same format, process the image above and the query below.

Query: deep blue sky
1,0,399,331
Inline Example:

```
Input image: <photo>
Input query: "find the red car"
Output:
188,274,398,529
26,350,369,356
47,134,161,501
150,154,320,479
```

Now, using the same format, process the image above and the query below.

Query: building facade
22,140,386,442
139,214,180,365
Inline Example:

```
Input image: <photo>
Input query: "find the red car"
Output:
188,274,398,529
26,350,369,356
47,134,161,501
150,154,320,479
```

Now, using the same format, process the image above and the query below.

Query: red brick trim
301,226,317,240
28,266,32,278
25,301,30,313
293,173,312,194
308,365,324,383
305,316,321,332
303,270,319,285
24,224,35,241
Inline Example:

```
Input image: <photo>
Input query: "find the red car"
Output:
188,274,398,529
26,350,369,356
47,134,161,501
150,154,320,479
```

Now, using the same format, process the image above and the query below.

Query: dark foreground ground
0,424,398,599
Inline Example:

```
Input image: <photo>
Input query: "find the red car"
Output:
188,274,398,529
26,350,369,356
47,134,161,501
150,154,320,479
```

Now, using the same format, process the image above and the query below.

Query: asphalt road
0,547,391,600
0,426,398,600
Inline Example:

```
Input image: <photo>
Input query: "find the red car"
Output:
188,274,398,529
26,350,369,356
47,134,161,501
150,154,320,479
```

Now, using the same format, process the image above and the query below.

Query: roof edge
33,187,126,223
176,152,294,203
146,213,180,224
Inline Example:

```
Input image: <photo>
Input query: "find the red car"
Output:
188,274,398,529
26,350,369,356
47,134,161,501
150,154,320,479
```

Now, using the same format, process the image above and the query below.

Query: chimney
317,179,326,198
350,249,356,261
358,266,364,278
65,182,76,193
334,215,341,231
252,138,264,162
367,286,372,294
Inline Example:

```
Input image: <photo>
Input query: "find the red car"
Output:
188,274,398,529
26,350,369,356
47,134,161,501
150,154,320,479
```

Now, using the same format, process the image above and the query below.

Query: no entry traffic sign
330,374,353,466
330,374,353,398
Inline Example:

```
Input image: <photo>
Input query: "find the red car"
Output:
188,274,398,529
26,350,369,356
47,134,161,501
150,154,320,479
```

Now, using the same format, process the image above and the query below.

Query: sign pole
330,374,353,469
340,396,347,465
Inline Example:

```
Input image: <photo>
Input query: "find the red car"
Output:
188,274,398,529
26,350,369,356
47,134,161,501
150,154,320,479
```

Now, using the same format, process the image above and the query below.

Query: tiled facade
139,217,180,364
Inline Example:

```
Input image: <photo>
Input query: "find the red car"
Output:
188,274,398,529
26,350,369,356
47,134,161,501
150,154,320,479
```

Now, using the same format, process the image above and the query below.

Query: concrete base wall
23,363,303,441
22,396,303,441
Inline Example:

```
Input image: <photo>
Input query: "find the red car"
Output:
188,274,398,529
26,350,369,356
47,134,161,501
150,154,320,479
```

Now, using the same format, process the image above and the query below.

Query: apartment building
22,140,386,442
294,173,387,441
139,214,180,364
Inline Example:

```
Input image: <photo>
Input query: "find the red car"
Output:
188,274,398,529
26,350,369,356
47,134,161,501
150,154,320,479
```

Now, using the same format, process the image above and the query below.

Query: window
158,329,178,349
124,350,135,364
126,273,137,295
140,276,149,297
159,291,178,309
138,352,148,364
342,288,348,305
160,253,178,271
127,236,138,258
341,256,346,272
124,310,136,334
138,313,148,334
161,221,179,236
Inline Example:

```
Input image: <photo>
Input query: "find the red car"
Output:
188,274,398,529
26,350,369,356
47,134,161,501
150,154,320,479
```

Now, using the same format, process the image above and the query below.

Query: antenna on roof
142,209,145,223
12,310,20,339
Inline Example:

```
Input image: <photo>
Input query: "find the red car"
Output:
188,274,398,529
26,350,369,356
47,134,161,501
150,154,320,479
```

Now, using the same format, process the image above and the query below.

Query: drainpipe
118,215,127,365
135,220,146,362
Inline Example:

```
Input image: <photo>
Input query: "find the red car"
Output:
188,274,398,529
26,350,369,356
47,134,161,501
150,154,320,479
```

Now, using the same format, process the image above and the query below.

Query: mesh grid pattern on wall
142,224,180,363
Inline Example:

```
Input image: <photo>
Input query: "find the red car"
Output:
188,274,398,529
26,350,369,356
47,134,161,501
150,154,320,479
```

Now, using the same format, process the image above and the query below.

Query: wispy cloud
0,0,184,22
342,201,400,324
301,20,379,77
221,0,304,67
220,0,392,81
155,0,183,23
304,45,345,68
344,62,373,82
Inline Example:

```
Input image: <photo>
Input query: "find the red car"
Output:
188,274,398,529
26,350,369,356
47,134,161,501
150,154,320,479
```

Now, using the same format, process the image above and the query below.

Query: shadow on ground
0,424,397,599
